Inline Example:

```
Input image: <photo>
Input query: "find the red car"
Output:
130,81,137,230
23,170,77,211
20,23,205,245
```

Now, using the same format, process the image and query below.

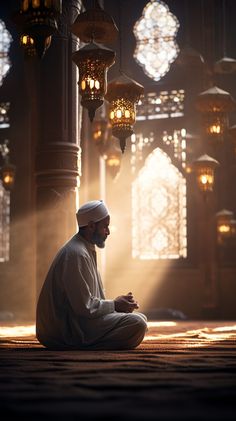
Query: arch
132,147,187,259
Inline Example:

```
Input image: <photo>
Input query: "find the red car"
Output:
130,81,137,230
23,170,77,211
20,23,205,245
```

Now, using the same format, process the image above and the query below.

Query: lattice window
136,90,185,120
133,0,179,81
132,147,187,259
0,20,12,87
162,128,187,167
0,182,10,262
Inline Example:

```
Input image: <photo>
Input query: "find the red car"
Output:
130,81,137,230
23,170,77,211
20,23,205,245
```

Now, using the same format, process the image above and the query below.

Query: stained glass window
133,0,179,81
136,90,185,121
0,20,12,87
132,147,187,259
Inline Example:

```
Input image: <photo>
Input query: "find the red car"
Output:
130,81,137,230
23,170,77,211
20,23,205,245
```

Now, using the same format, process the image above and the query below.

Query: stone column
35,0,82,295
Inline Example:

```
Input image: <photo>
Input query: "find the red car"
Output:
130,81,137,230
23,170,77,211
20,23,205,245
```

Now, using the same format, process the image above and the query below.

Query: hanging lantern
215,209,234,244
71,1,118,44
103,138,122,179
91,117,110,157
193,154,219,193
92,118,109,146
105,74,144,153
1,162,16,190
20,33,51,57
195,86,236,140
72,42,115,122
15,0,62,58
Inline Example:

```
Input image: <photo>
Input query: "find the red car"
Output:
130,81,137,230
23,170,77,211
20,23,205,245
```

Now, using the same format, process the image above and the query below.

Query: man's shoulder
62,234,90,258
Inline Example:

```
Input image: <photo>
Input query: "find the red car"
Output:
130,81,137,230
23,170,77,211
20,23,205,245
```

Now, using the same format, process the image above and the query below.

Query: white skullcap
76,200,109,227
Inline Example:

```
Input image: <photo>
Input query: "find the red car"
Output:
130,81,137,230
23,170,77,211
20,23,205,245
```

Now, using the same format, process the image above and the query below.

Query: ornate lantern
193,154,219,193
72,42,115,122
71,1,118,44
1,161,16,190
105,74,144,153
20,33,51,57
16,0,62,58
215,209,234,244
195,86,236,140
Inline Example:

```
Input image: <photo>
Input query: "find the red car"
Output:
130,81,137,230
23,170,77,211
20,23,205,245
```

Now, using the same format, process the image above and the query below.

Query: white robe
36,233,147,349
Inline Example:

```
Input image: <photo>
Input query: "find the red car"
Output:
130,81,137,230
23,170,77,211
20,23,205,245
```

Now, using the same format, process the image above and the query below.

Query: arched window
132,147,187,259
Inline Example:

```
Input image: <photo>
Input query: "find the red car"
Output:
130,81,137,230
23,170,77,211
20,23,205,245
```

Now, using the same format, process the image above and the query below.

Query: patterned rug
0,321,236,420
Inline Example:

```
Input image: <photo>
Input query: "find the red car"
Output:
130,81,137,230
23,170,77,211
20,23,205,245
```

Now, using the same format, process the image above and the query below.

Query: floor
0,320,236,420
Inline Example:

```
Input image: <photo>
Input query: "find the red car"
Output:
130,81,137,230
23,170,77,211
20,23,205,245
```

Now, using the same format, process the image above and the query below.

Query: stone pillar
35,0,82,295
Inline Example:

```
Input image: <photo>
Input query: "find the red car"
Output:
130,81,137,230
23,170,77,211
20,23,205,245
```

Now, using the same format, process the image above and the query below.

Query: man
36,200,147,350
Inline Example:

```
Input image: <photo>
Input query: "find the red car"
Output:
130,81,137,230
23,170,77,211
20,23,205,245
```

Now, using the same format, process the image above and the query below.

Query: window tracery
133,0,179,81
132,147,187,259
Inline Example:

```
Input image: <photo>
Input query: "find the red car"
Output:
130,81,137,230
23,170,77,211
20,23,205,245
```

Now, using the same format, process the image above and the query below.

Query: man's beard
92,230,106,248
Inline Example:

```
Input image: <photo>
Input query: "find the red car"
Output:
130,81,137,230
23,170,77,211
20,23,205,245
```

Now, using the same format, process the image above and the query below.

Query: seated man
36,200,147,350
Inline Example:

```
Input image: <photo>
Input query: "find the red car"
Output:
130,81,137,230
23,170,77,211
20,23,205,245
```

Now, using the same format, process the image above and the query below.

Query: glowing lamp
193,154,219,193
216,209,234,244
20,33,51,57
72,42,115,122
16,0,62,58
1,162,16,190
105,74,144,153
92,118,109,146
103,139,122,179
71,1,118,44
195,86,236,140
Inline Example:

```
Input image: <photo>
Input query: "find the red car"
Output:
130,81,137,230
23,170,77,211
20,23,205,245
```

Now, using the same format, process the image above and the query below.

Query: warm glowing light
147,321,177,328
89,79,95,89
209,124,221,134
218,224,230,233
144,323,236,346
3,174,13,185
81,80,86,90
107,156,120,167
0,324,35,337
133,0,179,81
116,109,122,119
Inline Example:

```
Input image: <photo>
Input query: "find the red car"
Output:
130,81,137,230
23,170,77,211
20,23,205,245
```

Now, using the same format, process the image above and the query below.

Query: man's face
92,216,110,248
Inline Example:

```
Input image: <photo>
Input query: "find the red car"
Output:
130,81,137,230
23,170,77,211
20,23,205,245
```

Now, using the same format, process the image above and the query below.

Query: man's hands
114,292,139,313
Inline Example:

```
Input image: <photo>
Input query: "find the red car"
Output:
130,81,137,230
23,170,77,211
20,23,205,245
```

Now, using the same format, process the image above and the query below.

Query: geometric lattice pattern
0,182,10,262
132,148,187,259
136,90,185,120
0,20,12,87
133,0,179,81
